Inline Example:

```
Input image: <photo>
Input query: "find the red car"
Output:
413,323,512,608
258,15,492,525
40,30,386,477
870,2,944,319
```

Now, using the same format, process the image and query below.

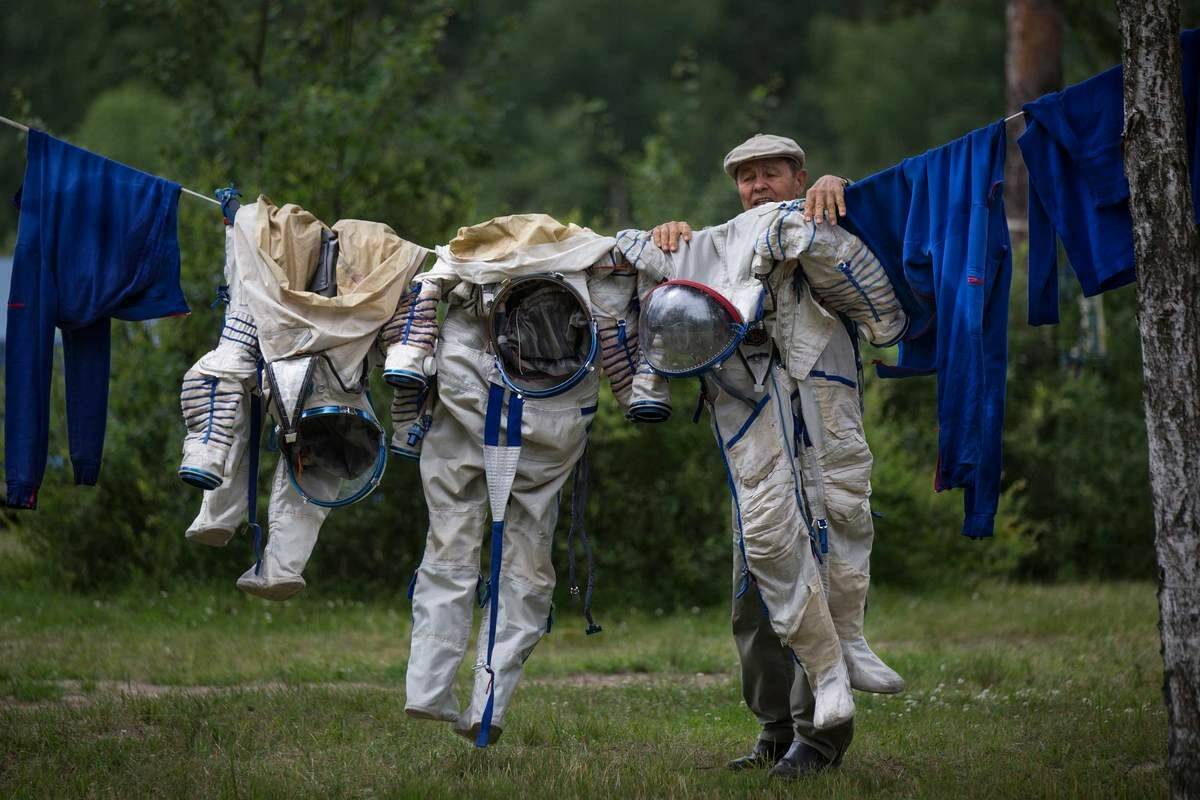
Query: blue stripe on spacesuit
712,416,752,600
725,393,771,450
809,370,857,389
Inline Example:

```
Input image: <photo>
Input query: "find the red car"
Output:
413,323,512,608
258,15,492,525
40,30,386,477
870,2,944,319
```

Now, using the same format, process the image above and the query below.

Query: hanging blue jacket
1019,29,1200,325
842,121,1012,539
4,129,188,510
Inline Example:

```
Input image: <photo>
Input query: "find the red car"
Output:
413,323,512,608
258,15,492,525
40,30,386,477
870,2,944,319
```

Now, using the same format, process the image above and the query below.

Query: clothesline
0,114,220,207
4,110,1032,215
3,110,1031,215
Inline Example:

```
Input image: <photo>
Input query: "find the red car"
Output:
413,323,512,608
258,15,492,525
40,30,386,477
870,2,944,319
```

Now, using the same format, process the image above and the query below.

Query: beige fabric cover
238,197,429,384
431,213,616,287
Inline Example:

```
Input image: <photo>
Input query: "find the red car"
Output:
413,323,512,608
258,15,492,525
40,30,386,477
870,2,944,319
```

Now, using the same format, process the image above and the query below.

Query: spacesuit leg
235,459,333,601
452,394,592,742
798,326,904,694
405,339,490,724
710,357,853,731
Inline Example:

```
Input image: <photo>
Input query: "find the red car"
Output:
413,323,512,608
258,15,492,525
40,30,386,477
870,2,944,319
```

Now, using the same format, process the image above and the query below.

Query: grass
0,579,1167,799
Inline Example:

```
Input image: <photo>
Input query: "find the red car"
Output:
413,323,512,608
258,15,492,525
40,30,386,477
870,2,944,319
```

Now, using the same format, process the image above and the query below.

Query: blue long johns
5,130,187,509
842,122,1012,539
1019,29,1200,325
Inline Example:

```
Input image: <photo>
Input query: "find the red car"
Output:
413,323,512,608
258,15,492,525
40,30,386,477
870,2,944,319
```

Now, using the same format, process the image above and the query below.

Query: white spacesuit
616,200,907,730
178,196,428,599
400,214,668,747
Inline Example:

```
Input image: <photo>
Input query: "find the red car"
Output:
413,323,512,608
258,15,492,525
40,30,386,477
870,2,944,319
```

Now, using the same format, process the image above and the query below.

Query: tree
1115,2,1200,796
1005,0,1063,243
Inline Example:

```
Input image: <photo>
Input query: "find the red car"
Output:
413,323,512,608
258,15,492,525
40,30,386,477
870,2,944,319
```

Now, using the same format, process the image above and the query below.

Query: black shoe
726,738,793,771
766,741,834,780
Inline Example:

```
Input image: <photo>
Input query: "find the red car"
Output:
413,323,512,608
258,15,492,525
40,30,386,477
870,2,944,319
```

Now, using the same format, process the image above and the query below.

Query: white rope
0,114,220,206
0,114,29,132
1004,110,1026,123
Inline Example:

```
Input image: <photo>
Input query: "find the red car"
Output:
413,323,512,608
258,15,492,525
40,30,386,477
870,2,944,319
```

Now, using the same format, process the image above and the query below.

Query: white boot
235,462,326,602
827,559,905,694
811,657,856,730
405,560,479,723
843,635,905,694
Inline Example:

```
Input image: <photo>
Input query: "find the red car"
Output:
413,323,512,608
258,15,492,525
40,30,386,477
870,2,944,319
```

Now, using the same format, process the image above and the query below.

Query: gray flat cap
723,133,806,178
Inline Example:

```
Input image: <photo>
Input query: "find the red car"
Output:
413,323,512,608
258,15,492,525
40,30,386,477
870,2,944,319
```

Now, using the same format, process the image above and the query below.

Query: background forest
0,0,1189,608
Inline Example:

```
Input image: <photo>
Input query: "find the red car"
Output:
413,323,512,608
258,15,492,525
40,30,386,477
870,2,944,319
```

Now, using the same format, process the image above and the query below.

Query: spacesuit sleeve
380,278,441,388
757,205,909,348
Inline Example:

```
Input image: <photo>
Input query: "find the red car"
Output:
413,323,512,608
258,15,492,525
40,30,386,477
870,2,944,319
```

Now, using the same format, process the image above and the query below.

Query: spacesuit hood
254,195,429,307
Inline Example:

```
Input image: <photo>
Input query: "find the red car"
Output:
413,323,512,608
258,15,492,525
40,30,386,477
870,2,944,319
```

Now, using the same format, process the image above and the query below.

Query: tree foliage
0,0,1187,601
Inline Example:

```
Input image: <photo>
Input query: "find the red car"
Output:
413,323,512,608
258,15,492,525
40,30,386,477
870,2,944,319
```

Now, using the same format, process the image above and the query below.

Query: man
650,134,904,779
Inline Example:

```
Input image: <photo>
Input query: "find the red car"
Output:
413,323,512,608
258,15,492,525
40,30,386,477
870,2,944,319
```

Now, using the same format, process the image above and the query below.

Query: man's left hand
803,175,849,226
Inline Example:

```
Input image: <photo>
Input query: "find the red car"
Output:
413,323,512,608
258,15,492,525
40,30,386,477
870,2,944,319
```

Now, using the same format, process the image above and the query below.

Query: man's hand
651,221,693,252
803,175,849,226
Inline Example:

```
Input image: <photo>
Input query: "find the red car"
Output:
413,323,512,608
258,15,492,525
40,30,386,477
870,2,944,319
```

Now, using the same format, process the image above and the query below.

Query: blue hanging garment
1018,28,1200,325
4,129,188,509
842,121,1012,539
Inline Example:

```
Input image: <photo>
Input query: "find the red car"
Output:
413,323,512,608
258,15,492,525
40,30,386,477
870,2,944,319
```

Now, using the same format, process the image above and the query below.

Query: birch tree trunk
1116,3,1200,797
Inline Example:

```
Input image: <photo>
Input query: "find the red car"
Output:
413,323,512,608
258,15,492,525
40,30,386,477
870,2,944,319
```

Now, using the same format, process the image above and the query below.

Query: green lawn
0,579,1166,799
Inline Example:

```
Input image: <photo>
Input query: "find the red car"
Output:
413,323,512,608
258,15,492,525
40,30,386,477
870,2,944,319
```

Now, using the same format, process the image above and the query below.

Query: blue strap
506,393,524,447
209,284,231,309
406,570,418,600
247,362,264,575
476,518,505,747
566,446,602,635
477,388,522,748
484,383,505,446
692,379,707,423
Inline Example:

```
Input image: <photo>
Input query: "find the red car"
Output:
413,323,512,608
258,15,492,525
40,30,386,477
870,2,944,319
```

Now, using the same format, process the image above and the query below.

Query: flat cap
722,133,806,178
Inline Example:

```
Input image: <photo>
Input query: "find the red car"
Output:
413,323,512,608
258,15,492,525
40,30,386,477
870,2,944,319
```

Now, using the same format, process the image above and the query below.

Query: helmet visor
638,280,745,376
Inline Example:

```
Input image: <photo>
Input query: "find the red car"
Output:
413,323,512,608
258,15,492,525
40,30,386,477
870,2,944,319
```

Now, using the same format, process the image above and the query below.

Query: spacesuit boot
235,460,331,601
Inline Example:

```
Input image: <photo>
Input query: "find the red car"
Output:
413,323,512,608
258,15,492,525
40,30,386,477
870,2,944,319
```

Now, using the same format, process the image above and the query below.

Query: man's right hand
651,221,693,252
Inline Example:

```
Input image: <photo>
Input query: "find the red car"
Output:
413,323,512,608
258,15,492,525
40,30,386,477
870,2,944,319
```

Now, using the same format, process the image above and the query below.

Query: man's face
734,157,808,210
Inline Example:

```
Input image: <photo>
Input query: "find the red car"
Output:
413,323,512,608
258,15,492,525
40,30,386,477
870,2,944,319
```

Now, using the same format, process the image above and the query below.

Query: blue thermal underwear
4,129,188,509
842,121,1012,539
1019,29,1200,325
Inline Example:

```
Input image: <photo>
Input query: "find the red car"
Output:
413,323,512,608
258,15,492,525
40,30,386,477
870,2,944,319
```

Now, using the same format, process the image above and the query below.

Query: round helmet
283,403,387,508
638,279,747,376
486,274,598,398
267,356,388,508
